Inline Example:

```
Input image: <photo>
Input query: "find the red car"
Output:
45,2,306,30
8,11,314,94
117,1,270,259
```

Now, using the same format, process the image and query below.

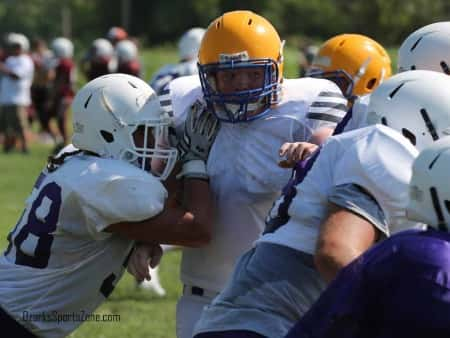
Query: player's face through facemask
215,67,265,93
213,66,268,118
132,125,172,177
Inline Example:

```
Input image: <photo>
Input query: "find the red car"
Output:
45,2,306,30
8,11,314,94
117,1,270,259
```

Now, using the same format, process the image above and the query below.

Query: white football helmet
116,40,137,63
366,70,450,152
51,37,74,58
398,21,450,73
71,74,178,180
178,27,205,61
407,137,450,231
92,38,114,58
6,32,30,52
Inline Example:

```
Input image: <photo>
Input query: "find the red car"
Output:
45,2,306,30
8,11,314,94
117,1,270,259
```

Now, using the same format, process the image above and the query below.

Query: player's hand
177,100,220,163
278,142,319,168
127,243,163,283
175,100,220,179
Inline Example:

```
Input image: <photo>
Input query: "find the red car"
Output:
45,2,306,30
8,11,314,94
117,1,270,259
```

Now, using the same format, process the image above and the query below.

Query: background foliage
0,0,449,49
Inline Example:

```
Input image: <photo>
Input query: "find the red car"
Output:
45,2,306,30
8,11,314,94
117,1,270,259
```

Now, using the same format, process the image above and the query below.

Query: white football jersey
0,153,167,338
167,75,347,291
260,125,423,255
342,94,371,132
150,59,198,95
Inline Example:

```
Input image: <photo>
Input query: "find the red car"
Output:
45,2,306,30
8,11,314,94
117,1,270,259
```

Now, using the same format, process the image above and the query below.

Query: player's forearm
181,178,213,244
309,126,334,145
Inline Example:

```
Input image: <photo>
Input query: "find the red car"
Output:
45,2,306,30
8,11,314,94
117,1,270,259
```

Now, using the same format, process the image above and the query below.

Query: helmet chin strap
223,98,264,121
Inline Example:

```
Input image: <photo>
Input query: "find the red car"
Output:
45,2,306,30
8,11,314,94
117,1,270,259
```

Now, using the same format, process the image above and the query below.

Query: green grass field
0,43,398,337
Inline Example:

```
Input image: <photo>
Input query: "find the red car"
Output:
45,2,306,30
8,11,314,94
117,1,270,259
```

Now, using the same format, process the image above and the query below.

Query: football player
150,27,206,95
106,26,128,47
30,38,55,143
129,10,347,338
81,38,115,81
49,37,75,147
280,34,392,165
285,136,450,338
116,39,141,77
0,74,217,337
0,33,34,153
193,70,450,338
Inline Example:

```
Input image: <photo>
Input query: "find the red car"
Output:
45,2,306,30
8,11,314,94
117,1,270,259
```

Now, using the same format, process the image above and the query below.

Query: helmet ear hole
100,130,114,143
402,128,417,146
366,78,377,90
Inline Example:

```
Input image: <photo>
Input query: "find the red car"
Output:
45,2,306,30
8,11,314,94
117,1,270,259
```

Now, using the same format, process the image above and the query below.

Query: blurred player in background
298,43,318,77
0,33,34,153
116,39,141,77
49,37,75,149
30,38,55,143
81,38,115,81
106,26,128,47
150,27,205,94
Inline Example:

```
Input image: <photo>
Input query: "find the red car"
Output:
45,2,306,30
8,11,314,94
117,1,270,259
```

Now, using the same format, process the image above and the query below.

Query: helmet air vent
402,128,417,145
440,61,450,75
430,187,447,231
429,152,442,169
84,93,93,109
248,19,253,25
100,130,114,143
420,108,439,141
410,36,423,51
388,83,404,99
366,78,377,90
128,81,137,88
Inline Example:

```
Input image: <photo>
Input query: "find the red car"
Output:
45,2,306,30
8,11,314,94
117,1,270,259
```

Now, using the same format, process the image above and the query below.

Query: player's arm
106,177,212,247
314,184,386,283
309,126,334,145
278,85,346,168
0,62,19,79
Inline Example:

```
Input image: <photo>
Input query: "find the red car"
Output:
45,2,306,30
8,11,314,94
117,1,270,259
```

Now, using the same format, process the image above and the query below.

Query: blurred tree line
0,0,449,48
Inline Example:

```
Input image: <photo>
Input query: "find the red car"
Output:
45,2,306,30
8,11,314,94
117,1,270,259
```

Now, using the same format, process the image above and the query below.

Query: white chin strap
224,99,263,119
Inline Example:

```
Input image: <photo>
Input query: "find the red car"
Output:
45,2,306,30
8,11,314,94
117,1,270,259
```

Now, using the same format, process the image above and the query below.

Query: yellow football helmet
307,34,392,98
198,10,284,123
